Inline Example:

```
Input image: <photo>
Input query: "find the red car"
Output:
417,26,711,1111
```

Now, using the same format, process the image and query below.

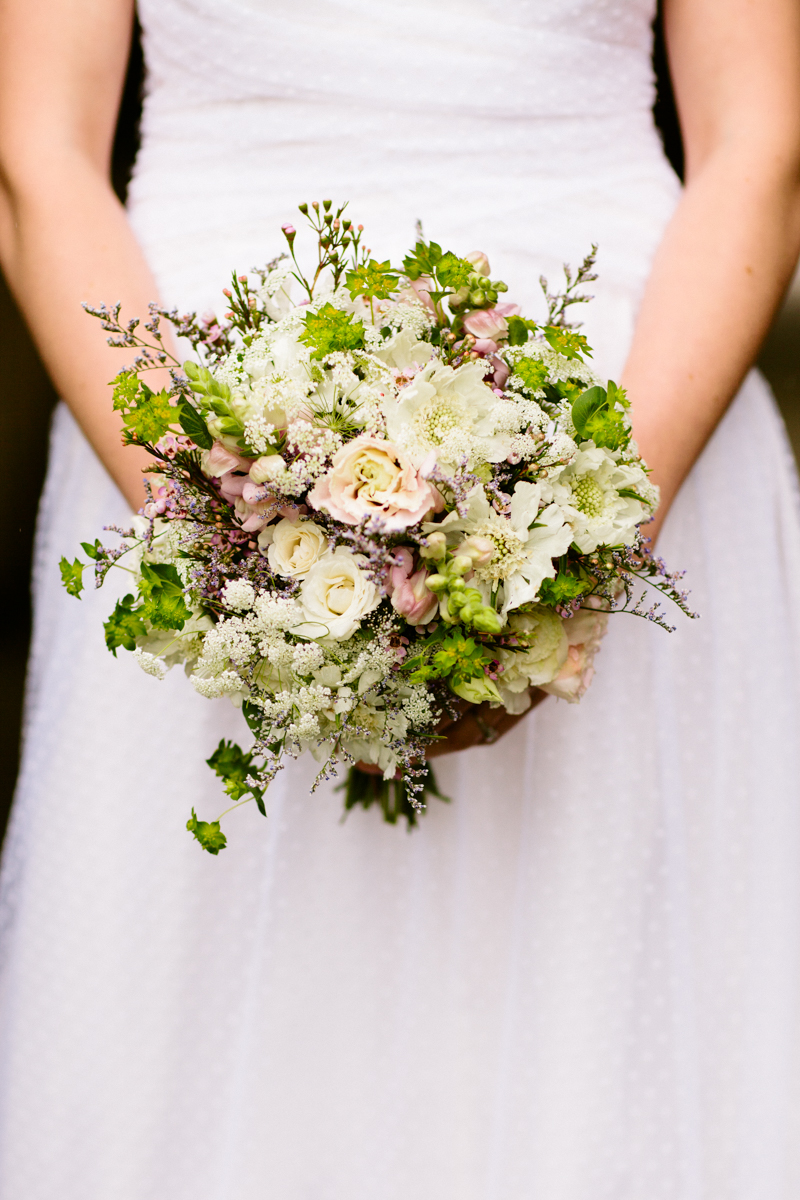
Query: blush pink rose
387,548,438,625
463,303,520,343
202,441,252,479
308,435,438,532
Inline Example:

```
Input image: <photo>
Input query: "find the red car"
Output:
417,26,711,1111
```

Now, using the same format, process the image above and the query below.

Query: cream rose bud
299,549,380,640
250,454,286,484
266,518,328,578
308,435,438,532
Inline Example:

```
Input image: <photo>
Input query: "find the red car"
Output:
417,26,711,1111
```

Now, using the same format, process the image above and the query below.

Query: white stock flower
429,482,572,614
262,518,329,578
299,549,380,640
546,445,653,552
384,360,511,467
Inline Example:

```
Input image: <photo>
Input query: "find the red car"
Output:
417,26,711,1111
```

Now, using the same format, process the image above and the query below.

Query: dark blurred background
1,7,798,845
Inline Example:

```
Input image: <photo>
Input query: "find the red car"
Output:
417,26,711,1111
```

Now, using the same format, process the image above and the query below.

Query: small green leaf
104,594,147,655
80,539,103,561
345,258,399,303
299,303,365,360
617,487,643,502
207,739,266,806
138,562,191,631
435,252,472,289
543,326,593,361
507,315,537,346
186,808,227,854
402,240,443,281
512,357,549,392
59,556,85,598
538,573,586,606
571,385,608,437
178,402,213,450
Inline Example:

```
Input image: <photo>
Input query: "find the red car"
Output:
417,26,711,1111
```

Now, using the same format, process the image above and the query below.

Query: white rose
299,549,380,639
264,518,329,578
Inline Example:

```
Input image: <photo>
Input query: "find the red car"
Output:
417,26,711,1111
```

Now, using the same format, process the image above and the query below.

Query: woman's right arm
0,0,164,510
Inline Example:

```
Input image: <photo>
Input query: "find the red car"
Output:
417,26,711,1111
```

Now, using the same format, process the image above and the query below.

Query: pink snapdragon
387,548,438,625
463,302,520,344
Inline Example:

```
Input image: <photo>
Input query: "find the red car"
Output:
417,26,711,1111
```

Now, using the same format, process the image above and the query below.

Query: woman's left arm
623,0,800,544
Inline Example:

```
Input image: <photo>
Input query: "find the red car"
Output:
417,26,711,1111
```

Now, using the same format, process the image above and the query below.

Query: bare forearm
622,147,800,541
0,156,163,510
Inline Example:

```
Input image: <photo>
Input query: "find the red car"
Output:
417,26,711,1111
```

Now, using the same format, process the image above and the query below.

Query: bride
2,1,800,1195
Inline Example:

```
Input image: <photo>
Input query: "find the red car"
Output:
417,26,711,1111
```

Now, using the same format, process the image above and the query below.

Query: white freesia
545,445,655,552
264,518,329,578
384,360,511,466
429,482,572,614
299,549,381,639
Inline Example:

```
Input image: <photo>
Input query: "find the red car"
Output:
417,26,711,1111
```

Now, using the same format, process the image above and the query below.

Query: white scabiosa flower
430,482,572,614
384,360,511,467
299,549,381,640
547,445,655,552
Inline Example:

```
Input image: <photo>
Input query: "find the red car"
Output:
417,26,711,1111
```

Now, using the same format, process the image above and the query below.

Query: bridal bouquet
62,201,692,851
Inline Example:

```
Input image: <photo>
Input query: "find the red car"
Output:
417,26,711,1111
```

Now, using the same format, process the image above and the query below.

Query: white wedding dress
4,2,800,1196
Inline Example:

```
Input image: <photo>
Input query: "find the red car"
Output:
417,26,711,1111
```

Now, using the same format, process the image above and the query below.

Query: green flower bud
424,574,449,593
419,531,447,561
450,555,473,576
471,608,504,635
469,290,486,307
451,676,502,705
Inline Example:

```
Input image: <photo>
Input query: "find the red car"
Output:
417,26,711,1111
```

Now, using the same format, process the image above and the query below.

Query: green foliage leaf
138,562,191,631
299,303,365,359
59,556,85,598
186,808,227,855
538,572,587,606
207,739,266,809
402,240,443,281
571,383,629,450
345,258,399,303
409,632,493,687
512,357,549,392
543,326,593,361
80,539,103,561
113,371,178,444
104,594,147,655
506,315,538,346
178,401,213,450
436,251,472,289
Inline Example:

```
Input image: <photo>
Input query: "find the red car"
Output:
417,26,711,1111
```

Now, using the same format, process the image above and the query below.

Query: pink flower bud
456,535,495,567
463,303,519,343
464,251,491,277
391,566,438,625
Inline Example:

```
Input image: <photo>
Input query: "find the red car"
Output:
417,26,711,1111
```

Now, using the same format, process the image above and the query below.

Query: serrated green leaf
543,326,593,361
345,258,399,303
138,562,191,631
59,556,85,598
299,303,365,360
436,252,472,289
123,388,177,444
512,357,549,392
104,594,147,655
178,402,213,450
186,808,227,854
206,739,266,807
402,240,442,281
507,315,537,346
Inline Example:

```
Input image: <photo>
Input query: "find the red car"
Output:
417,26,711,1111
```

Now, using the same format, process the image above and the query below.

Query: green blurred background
1,8,798,845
